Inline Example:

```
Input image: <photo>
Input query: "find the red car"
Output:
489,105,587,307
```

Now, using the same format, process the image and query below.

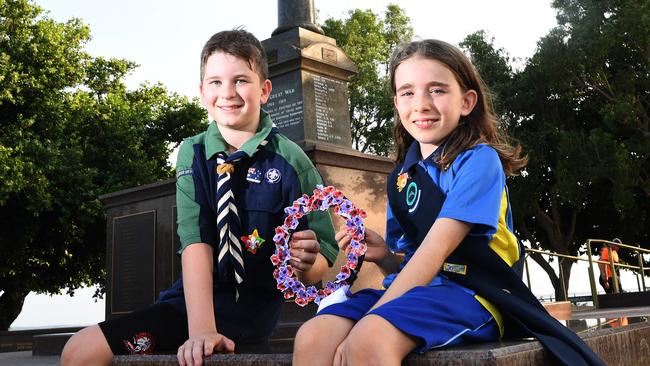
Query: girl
293,40,604,366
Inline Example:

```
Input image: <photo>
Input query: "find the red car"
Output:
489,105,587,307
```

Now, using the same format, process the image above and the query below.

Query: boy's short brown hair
200,29,268,82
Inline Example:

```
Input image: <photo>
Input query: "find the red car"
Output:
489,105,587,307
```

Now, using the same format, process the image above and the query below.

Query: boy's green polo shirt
158,111,337,340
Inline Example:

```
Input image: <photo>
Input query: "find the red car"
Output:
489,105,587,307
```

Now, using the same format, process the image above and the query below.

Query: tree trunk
0,289,30,330
555,257,575,302
530,200,579,301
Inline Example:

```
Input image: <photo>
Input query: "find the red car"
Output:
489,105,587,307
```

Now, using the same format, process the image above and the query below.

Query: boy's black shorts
98,302,274,355
98,302,188,355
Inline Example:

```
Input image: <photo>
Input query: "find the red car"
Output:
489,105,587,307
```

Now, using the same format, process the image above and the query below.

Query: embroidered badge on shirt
246,167,262,183
241,229,265,254
443,262,467,275
123,332,156,355
265,168,281,184
397,172,409,192
405,181,421,214
176,168,193,178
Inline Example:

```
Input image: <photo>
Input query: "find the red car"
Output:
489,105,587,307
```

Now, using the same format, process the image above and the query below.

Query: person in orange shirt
598,238,623,293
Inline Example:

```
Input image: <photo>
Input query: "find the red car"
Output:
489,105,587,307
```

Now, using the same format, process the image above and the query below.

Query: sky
33,0,558,99
10,0,570,329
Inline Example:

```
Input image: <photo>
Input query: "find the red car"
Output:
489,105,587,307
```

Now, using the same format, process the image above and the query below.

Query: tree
321,4,413,155
462,0,650,300
0,0,206,329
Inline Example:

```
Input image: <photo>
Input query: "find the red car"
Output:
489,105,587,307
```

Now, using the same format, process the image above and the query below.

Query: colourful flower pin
241,229,265,254
397,172,409,192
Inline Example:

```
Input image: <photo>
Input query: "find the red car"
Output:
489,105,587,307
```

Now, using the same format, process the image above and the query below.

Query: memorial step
110,321,650,366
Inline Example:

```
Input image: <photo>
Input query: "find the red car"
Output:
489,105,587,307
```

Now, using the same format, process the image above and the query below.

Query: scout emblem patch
246,167,262,183
396,172,409,192
265,168,281,184
241,229,265,254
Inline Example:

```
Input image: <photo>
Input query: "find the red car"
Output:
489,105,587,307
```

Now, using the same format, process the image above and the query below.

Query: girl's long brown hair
390,40,527,176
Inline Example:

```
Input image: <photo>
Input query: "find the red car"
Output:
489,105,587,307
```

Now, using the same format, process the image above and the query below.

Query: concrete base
111,322,650,366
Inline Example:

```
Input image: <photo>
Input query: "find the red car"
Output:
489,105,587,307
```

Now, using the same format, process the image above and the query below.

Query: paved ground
0,351,59,365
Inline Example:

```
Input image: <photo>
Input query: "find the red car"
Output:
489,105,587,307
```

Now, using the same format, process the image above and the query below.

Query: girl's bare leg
293,314,354,366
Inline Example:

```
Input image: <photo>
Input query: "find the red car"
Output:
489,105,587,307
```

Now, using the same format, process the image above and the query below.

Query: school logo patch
265,168,281,184
405,181,421,214
123,332,156,355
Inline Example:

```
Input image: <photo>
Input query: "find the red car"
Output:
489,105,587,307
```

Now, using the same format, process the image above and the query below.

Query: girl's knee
343,332,376,362
293,318,328,350
344,316,414,364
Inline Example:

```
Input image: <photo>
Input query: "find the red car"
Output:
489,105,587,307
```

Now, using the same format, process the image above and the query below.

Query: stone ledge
111,321,650,366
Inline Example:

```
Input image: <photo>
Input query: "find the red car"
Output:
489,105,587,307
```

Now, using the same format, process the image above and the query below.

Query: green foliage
0,0,206,329
322,4,413,155
459,31,517,130
461,0,649,298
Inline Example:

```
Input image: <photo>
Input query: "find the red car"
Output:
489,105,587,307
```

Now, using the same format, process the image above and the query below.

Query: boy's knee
61,333,84,366
61,326,112,366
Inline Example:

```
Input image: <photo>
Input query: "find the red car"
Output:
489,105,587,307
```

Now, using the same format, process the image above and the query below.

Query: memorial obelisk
261,0,357,148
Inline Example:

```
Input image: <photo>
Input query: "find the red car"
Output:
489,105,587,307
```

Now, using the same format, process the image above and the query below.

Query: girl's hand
335,226,389,265
177,331,235,366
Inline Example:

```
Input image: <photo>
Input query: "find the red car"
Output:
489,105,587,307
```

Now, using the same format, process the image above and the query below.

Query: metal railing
523,239,650,308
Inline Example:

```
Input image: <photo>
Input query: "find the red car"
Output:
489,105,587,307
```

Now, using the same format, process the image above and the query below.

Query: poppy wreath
271,185,367,307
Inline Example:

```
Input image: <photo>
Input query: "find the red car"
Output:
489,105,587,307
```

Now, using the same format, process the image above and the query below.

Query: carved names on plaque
312,74,345,143
264,72,304,141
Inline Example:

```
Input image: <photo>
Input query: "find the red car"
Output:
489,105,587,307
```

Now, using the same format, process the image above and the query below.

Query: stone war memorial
96,1,648,365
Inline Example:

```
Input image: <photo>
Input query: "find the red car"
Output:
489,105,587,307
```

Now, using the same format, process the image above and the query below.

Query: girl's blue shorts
317,282,500,353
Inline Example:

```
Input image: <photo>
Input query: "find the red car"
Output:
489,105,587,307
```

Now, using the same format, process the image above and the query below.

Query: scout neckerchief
216,128,277,300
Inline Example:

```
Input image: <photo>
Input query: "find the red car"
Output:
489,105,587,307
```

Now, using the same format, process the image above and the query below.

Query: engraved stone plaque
264,72,305,141
111,211,156,314
262,27,356,148
309,72,349,145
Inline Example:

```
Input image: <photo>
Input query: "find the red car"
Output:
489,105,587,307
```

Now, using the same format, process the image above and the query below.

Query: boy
62,29,338,366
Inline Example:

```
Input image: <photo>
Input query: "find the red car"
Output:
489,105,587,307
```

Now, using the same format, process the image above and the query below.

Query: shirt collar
400,140,447,173
205,109,274,159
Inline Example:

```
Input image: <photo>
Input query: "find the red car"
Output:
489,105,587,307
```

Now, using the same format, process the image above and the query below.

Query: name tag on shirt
443,262,467,275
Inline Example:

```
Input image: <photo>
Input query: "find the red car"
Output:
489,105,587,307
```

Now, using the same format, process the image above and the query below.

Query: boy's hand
336,226,389,265
289,230,320,272
177,331,235,366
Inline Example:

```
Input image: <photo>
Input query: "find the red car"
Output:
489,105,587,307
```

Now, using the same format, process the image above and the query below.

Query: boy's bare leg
339,314,418,366
292,315,354,366
61,325,113,366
